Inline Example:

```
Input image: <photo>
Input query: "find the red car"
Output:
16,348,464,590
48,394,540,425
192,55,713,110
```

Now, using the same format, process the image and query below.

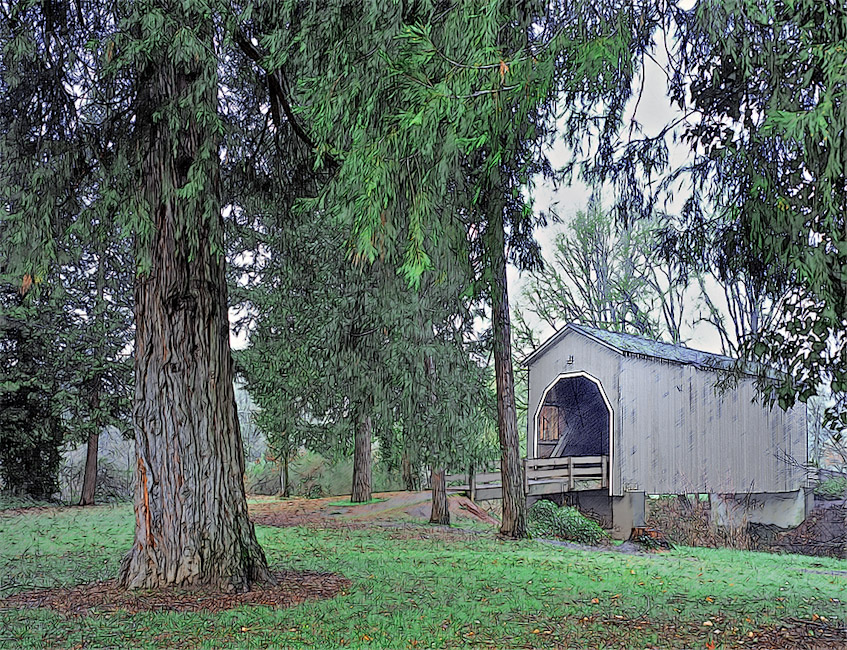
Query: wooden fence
446,455,609,501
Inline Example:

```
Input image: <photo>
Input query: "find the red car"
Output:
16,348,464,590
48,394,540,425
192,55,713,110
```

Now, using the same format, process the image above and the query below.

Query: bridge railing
445,462,500,501
523,455,608,494
446,455,609,499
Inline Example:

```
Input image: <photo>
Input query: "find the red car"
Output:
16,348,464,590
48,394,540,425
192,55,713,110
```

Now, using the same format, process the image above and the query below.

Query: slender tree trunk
422,354,450,522
79,431,99,506
401,452,417,492
119,9,270,591
487,204,527,539
80,242,107,507
281,454,290,498
429,467,449,525
351,413,372,502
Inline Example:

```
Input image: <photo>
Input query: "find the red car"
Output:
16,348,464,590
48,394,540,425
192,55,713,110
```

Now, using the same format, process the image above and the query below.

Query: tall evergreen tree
272,0,660,537
1,0,270,589
62,222,134,506
0,281,69,499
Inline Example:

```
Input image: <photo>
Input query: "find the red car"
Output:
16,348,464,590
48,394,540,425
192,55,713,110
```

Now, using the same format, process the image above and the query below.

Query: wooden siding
526,330,621,493
617,356,806,494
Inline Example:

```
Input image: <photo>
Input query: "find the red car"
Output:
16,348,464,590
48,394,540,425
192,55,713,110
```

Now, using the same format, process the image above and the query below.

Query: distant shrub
244,460,281,496
814,476,847,500
58,451,132,504
244,451,405,498
527,499,608,545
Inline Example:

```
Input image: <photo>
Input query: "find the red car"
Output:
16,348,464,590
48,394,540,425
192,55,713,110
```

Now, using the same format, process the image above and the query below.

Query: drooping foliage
672,0,847,417
595,1,847,423
244,0,664,537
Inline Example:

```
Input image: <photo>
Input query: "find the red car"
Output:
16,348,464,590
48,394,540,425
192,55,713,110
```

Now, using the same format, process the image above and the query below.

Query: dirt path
249,491,499,530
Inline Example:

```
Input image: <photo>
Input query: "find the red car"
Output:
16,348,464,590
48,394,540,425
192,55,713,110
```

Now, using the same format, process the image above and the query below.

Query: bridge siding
527,329,806,497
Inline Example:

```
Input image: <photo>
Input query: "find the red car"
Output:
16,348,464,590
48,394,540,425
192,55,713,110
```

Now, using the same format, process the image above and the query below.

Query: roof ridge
565,322,737,364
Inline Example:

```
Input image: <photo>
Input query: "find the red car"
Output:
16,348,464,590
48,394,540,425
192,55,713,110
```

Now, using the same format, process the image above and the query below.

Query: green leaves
668,0,847,421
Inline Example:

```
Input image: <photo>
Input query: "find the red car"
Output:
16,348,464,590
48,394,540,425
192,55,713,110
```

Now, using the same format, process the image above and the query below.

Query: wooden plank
525,455,605,469
471,472,503,484
446,484,469,492
568,456,575,491
601,455,608,489
527,467,604,481
474,486,503,501
527,481,567,497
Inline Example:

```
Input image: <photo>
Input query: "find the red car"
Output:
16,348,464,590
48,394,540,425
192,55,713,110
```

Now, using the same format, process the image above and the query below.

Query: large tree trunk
119,9,270,591
429,467,450,525
351,413,372,502
487,205,527,539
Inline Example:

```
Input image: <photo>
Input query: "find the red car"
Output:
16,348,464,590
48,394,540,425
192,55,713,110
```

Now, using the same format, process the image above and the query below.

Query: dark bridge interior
537,376,610,458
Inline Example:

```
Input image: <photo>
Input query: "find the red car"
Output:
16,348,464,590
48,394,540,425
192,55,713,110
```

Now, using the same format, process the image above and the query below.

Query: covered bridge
522,323,809,536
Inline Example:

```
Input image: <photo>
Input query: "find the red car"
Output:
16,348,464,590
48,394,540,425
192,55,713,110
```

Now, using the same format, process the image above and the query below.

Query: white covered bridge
448,323,810,537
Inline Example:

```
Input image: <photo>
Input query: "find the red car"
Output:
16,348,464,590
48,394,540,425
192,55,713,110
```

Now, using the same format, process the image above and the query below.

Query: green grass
326,498,389,507
1,503,845,648
815,475,847,499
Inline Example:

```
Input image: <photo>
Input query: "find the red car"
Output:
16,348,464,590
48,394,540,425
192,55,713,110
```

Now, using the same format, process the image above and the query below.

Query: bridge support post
611,492,645,540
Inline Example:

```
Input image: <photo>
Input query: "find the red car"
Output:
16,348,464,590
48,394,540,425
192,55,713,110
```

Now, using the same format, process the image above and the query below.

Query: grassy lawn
1,503,845,649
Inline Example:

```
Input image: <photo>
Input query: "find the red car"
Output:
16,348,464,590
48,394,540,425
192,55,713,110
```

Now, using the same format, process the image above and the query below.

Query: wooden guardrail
446,455,609,500
446,463,500,501
523,455,608,494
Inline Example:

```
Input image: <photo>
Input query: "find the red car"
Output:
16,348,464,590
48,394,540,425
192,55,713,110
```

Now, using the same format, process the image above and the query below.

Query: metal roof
523,322,740,371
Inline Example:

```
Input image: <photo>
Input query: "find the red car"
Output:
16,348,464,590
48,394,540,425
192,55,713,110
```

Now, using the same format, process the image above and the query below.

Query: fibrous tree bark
401,452,418,492
79,431,99,506
429,467,449,525
351,412,373,502
79,243,107,507
487,202,527,539
118,6,270,591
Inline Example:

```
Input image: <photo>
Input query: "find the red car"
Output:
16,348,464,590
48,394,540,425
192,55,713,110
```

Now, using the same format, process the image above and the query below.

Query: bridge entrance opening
537,374,611,459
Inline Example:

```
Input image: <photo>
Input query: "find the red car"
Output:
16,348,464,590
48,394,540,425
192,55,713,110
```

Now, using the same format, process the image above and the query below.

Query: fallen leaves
0,570,351,616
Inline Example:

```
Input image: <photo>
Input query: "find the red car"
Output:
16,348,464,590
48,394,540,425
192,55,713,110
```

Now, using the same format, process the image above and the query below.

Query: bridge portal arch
533,371,613,464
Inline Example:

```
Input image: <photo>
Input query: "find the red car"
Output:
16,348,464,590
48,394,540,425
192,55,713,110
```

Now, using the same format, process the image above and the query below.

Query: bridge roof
523,323,739,371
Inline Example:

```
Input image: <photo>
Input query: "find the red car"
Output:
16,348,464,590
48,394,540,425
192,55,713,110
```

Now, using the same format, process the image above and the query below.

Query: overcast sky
510,30,728,356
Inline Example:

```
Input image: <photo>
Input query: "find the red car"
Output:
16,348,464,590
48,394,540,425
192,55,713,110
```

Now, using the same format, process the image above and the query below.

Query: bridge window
539,405,559,441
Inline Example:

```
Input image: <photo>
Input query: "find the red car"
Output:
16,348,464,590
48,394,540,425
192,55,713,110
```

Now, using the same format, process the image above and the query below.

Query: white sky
508,32,727,356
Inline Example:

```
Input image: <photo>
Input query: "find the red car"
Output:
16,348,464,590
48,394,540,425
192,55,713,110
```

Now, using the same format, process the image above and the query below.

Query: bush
645,495,750,550
244,451,406,498
244,460,282,496
814,476,847,500
527,499,608,545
